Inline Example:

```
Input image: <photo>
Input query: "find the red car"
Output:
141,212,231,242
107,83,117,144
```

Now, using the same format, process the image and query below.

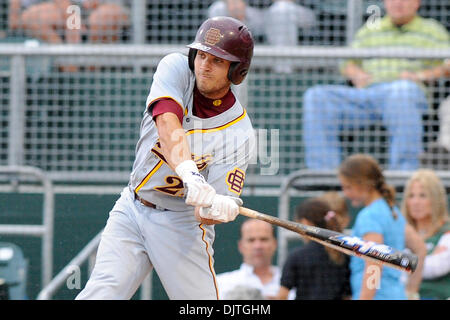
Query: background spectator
8,0,83,72
420,60,450,168
77,0,130,43
319,191,351,231
264,0,316,73
216,218,280,300
401,169,450,300
276,197,351,300
207,0,265,41
302,0,449,171
263,0,316,46
338,153,426,300
9,0,82,44
222,284,265,300
8,0,129,44
207,0,316,48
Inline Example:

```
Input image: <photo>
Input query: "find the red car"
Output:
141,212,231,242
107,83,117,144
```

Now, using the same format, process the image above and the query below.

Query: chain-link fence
0,45,449,185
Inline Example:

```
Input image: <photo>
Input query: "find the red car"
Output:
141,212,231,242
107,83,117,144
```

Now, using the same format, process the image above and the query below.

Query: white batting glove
199,195,243,223
175,160,216,207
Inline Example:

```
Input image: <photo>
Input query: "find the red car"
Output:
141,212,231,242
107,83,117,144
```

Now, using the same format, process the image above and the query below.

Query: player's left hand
194,207,223,225
198,195,243,223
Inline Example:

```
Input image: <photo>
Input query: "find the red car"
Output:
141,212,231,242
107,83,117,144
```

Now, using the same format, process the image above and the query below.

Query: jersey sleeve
206,129,256,197
152,98,184,124
145,53,190,116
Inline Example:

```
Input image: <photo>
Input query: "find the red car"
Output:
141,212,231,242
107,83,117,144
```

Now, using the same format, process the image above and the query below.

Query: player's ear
188,49,197,72
228,61,249,85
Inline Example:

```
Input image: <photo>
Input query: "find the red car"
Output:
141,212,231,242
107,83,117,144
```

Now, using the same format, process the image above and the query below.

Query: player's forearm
155,112,191,171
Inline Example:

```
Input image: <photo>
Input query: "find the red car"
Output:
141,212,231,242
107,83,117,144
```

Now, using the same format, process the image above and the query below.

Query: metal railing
36,230,102,300
0,165,54,288
36,229,153,300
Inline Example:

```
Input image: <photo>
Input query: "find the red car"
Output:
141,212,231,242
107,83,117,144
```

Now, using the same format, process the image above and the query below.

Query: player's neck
193,85,235,118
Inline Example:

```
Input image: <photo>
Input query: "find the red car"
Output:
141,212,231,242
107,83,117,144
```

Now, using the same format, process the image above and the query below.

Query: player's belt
134,192,157,209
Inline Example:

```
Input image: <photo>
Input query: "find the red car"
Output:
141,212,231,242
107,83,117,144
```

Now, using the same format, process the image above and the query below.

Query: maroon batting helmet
187,16,254,85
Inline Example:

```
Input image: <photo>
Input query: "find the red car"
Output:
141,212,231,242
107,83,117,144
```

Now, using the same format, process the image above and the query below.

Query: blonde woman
402,169,450,300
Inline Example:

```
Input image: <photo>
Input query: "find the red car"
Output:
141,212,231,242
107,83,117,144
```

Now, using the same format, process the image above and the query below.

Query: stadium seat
0,278,9,300
0,242,28,300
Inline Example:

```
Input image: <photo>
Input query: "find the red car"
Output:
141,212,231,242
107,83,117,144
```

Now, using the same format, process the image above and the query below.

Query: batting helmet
187,16,254,85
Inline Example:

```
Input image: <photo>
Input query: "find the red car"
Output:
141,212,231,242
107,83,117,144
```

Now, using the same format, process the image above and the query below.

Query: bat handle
239,207,287,231
239,207,259,219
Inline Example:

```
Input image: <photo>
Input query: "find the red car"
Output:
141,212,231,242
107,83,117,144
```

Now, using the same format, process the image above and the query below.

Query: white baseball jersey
76,52,255,300
129,52,255,211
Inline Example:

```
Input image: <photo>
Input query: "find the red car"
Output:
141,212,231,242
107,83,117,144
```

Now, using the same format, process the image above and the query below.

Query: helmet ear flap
228,62,248,85
228,62,239,83
188,48,197,72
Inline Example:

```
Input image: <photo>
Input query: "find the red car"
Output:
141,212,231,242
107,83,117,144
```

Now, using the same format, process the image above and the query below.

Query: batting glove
175,160,216,207
199,195,243,223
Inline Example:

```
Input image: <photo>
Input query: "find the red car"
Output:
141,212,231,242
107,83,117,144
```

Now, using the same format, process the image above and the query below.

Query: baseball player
76,16,255,300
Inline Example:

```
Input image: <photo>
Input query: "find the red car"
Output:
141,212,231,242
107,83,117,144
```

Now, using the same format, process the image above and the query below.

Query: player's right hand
183,174,216,207
175,160,216,207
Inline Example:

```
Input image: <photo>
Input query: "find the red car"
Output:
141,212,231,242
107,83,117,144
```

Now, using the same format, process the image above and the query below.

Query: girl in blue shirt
338,154,426,300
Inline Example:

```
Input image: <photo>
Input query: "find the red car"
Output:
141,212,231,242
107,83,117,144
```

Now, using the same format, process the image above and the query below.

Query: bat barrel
239,207,418,273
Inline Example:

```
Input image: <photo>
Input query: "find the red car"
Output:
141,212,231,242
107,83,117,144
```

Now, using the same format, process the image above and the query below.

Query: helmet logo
204,28,222,46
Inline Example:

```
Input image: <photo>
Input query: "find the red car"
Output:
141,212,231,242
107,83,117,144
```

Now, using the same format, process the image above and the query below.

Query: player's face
238,220,277,269
406,180,432,222
194,50,232,99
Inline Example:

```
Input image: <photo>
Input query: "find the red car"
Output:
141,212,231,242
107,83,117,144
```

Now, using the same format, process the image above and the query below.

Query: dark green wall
0,192,302,300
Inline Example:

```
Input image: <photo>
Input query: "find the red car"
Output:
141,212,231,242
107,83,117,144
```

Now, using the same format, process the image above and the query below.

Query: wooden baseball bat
239,207,418,273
